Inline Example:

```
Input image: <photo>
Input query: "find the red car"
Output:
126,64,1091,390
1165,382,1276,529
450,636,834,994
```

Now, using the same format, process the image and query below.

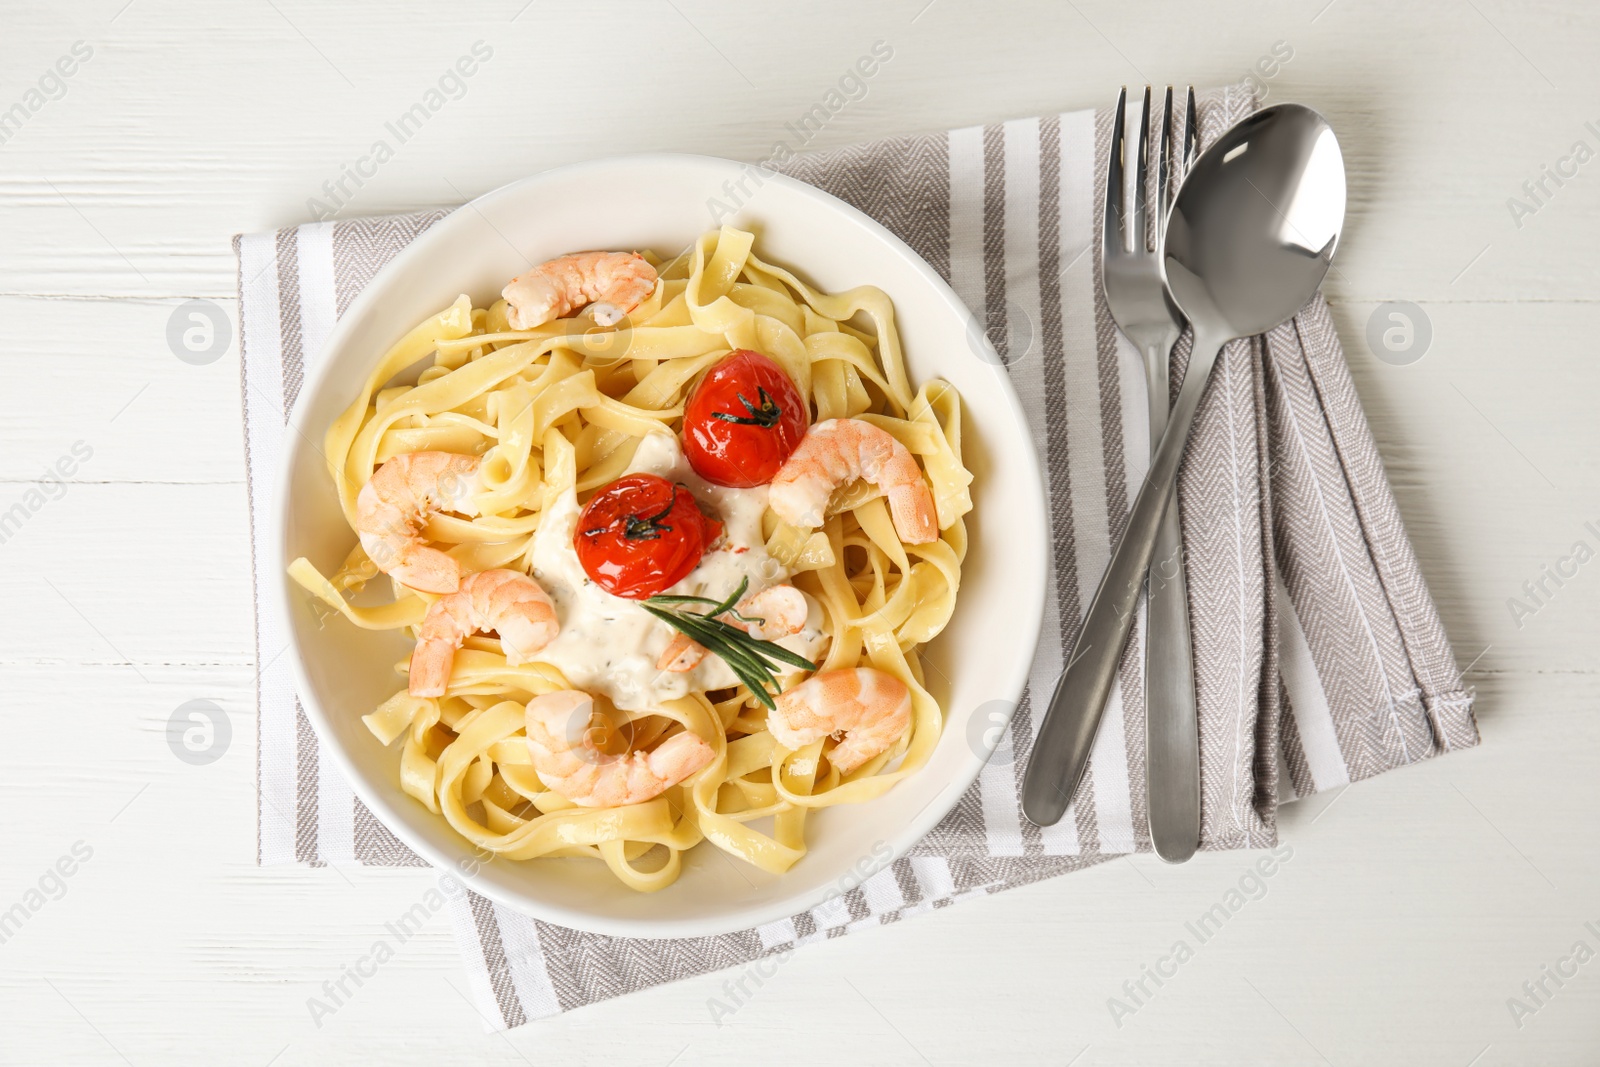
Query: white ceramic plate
274,154,1047,938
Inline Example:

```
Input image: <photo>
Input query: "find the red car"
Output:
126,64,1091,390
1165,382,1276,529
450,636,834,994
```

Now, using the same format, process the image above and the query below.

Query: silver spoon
1021,103,1346,828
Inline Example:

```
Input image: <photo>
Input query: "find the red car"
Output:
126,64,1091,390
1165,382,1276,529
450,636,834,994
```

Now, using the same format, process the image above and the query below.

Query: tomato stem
584,484,682,542
709,387,783,428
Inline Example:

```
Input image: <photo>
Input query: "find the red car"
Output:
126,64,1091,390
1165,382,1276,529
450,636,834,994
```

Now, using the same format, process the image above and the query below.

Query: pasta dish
290,225,973,892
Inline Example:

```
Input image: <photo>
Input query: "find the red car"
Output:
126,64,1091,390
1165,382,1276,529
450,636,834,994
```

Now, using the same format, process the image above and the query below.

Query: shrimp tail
886,482,938,544
408,638,456,699
641,732,715,792
655,631,707,673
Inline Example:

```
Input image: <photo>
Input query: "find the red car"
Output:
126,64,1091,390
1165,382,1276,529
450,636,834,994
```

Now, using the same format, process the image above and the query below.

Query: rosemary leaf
646,594,724,608
654,614,772,684
706,576,750,618
641,578,818,713
685,612,817,673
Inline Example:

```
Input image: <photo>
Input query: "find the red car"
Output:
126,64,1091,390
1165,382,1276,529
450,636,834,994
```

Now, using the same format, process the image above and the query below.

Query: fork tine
1103,86,1127,258
1182,85,1198,176
1157,85,1175,225
1133,85,1152,252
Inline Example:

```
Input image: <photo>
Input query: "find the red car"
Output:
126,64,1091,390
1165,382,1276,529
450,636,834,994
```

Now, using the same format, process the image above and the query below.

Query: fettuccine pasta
290,226,974,892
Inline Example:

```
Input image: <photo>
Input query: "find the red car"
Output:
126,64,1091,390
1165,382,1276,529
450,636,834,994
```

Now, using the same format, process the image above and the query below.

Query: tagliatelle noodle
290,226,974,891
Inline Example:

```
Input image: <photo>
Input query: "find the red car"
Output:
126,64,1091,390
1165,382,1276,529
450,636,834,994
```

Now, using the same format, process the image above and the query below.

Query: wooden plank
0,295,244,485
0,482,253,663
0,1,1597,303
1,0,1597,1062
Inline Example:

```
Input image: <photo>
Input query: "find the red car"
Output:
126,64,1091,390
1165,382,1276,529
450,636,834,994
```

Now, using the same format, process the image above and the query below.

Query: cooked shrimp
655,584,810,673
769,667,912,775
501,251,658,330
523,690,714,807
355,451,482,594
768,418,938,544
408,569,559,697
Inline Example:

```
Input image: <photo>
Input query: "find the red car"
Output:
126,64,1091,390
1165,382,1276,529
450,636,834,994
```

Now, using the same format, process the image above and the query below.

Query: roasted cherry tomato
574,474,722,599
682,349,809,488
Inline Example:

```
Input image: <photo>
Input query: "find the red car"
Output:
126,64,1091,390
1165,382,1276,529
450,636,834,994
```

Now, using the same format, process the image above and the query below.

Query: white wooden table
3,1,1597,1063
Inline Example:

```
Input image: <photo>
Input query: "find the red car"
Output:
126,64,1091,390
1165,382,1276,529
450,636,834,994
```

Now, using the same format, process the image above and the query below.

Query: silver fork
1100,85,1201,863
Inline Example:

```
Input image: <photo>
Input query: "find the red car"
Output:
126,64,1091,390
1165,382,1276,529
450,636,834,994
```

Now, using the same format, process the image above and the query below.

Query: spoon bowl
1164,104,1345,341
1022,102,1346,827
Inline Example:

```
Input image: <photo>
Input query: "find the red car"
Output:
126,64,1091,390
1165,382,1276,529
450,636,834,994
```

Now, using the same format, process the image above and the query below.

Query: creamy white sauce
529,433,826,712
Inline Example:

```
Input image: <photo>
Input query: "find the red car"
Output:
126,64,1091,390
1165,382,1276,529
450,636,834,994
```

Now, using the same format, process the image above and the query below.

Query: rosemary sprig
648,581,760,625
643,577,816,709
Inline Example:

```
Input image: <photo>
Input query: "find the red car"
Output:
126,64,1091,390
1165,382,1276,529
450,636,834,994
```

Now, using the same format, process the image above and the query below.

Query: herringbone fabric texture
236,84,1477,1028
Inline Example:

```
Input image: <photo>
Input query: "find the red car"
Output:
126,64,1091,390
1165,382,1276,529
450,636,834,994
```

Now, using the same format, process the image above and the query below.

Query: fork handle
1142,341,1201,862
1021,328,1226,827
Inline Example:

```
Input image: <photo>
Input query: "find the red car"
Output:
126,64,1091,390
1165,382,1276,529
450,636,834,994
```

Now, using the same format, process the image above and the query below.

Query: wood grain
2,1,1596,1064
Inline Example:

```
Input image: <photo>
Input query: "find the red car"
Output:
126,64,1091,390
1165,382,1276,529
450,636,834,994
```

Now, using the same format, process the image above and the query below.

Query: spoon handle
1021,329,1227,827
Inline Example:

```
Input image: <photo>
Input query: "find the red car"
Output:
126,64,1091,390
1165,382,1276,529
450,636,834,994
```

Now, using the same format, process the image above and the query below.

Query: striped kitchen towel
235,83,1478,1028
